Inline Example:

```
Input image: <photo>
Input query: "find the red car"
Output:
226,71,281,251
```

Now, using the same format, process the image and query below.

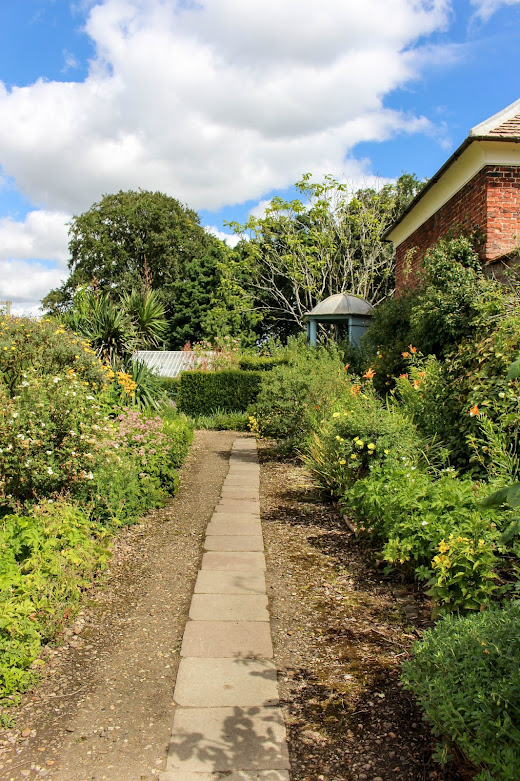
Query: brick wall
395,165,520,294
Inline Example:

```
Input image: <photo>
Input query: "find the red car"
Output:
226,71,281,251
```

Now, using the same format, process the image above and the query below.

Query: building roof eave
383,135,520,245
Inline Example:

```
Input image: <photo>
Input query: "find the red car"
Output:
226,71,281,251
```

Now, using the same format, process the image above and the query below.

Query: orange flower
469,405,480,417
350,384,361,396
402,351,410,359
399,373,409,379
409,345,418,354
413,379,421,390
363,368,375,380
344,363,350,371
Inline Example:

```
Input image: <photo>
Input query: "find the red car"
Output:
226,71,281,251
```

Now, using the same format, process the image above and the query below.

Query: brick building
383,98,520,294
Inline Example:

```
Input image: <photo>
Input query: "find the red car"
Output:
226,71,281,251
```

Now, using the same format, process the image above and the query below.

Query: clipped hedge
238,356,288,372
159,375,181,400
178,370,262,416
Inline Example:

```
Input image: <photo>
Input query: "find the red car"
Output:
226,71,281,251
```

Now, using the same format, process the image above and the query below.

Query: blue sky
0,0,519,313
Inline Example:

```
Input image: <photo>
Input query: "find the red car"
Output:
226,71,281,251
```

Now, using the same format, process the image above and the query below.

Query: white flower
12,412,18,419
86,472,93,480
53,377,61,383
46,450,52,455
421,521,428,526
47,467,54,475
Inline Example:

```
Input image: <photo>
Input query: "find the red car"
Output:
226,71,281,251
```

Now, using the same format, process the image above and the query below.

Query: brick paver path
160,438,290,781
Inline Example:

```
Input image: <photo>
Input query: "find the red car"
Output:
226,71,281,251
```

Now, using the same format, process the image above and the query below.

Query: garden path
0,432,290,781
160,437,289,781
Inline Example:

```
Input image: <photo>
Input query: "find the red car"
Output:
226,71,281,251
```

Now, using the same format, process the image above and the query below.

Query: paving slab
174,658,279,707
213,507,260,518
217,502,260,513
204,535,264,552
165,706,289,771
201,552,266,571
189,594,268,621
221,492,260,502
206,520,262,536
181,621,273,658
161,771,290,781
195,570,266,595
211,512,260,524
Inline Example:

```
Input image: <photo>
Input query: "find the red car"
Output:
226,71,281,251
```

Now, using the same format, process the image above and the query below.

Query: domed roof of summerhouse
306,293,374,319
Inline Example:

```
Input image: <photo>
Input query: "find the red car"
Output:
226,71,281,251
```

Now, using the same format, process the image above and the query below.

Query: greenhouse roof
134,350,214,378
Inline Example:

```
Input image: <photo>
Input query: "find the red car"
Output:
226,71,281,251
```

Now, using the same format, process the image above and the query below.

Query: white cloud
205,226,242,248
0,0,454,310
0,0,450,214
0,259,66,311
0,210,70,311
0,210,70,264
471,0,520,21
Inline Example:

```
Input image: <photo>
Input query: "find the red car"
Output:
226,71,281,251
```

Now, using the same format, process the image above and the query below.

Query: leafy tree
228,173,423,339
42,190,228,347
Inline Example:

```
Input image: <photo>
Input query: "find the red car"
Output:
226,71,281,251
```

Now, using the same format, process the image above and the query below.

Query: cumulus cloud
0,210,70,312
0,0,450,214
0,210,70,264
0,259,66,312
205,226,242,248
0,0,455,309
471,0,520,21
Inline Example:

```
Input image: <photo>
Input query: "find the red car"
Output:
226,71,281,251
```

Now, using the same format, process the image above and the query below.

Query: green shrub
194,409,250,431
348,463,500,614
303,382,425,498
0,316,106,396
402,603,520,781
0,370,110,513
362,236,508,396
178,370,262,416
249,344,347,447
159,376,181,400
0,501,110,702
238,356,288,371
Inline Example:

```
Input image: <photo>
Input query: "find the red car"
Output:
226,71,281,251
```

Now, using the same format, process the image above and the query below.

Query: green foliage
159,376,181,400
123,358,166,411
362,292,418,394
0,317,193,706
229,173,423,340
0,501,110,702
303,383,425,498
363,236,507,395
42,189,229,348
238,355,288,371
0,315,106,397
178,370,262,416
348,463,499,614
59,286,168,366
402,603,520,781
193,409,250,431
248,342,347,447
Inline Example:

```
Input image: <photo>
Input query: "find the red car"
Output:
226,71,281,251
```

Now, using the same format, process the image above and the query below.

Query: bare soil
0,433,472,781
259,442,470,781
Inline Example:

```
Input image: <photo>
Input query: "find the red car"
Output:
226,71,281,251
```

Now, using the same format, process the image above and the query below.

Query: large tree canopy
228,173,423,340
43,189,234,348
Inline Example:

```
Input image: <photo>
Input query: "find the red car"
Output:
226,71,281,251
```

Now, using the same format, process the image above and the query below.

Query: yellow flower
339,459,346,465
350,453,357,460
438,539,450,554
332,412,340,418
367,443,375,450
